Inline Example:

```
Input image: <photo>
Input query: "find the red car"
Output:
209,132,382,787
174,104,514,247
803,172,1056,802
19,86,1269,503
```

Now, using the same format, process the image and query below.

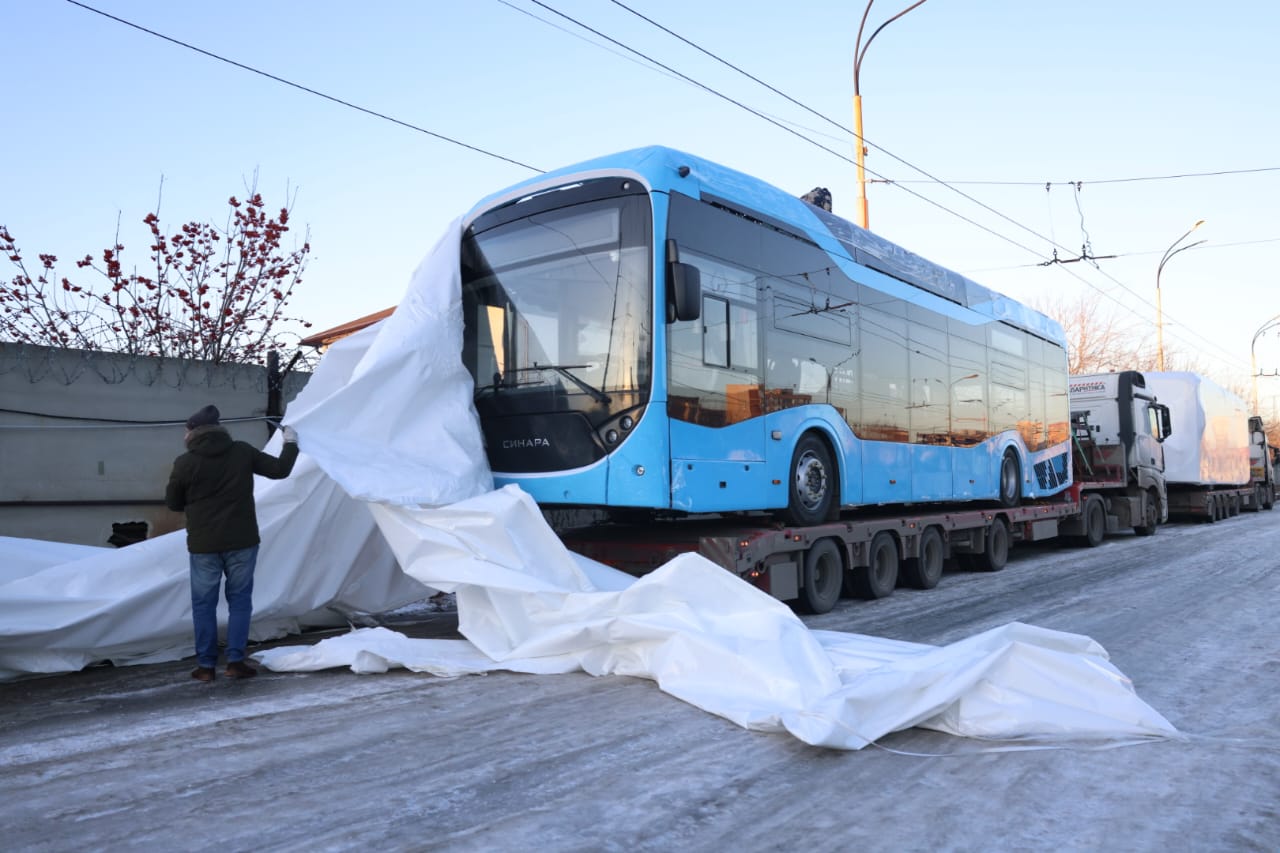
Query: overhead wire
522,0,1244,365
604,0,1091,255
64,0,545,174
591,0,1252,369
495,0,687,86
500,0,858,149
968,236,1280,273
883,166,1280,186
518,0,1049,263
60,0,1254,369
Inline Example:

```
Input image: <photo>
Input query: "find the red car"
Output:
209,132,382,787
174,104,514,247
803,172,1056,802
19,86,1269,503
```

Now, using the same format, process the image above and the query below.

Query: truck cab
1248,416,1276,510
1069,371,1171,533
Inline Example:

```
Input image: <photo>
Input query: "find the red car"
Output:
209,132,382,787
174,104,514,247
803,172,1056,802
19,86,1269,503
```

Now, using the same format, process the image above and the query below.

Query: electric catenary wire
64,0,545,175
61,0,1251,369
883,166,1280,187
519,0,1051,264
585,1,1250,369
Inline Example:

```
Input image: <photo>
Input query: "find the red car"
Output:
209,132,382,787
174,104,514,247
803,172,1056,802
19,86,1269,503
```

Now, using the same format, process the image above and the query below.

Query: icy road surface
2,511,1277,852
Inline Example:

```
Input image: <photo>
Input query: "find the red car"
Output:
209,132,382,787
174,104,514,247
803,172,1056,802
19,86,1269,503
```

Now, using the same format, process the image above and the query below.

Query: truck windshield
461,191,653,414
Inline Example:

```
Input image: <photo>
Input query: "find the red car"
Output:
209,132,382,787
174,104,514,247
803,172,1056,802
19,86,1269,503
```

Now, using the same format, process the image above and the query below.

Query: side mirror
666,238,701,323
1157,405,1172,441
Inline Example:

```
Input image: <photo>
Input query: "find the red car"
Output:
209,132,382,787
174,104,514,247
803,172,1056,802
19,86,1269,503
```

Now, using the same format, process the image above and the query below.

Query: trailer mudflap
769,560,800,602
1022,519,1061,541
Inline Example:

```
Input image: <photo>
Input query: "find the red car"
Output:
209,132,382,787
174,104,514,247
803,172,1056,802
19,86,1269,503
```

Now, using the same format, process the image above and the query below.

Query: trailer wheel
971,517,1009,572
849,531,899,599
1080,496,1106,547
1229,493,1241,516
798,539,843,614
998,449,1021,508
1133,489,1159,536
1246,484,1262,513
783,433,835,526
1205,496,1219,523
901,526,945,589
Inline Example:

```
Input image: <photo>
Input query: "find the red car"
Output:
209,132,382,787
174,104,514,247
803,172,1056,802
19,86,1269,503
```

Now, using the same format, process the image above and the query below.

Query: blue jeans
189,545,259,668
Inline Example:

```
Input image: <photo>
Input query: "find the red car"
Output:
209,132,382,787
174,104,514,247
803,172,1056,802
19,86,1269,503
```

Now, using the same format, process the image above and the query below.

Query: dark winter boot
224,660,258,679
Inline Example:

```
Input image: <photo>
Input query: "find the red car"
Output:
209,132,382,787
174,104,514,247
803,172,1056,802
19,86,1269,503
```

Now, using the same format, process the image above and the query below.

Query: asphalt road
2,510,1278,852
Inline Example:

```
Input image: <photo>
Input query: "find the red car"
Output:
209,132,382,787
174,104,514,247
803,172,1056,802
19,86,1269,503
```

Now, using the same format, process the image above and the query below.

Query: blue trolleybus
460,146,1071,524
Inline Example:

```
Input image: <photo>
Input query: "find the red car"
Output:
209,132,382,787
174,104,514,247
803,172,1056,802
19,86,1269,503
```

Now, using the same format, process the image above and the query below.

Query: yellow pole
1156,282,1165,372
1253,346,1259,414
854,93,869,229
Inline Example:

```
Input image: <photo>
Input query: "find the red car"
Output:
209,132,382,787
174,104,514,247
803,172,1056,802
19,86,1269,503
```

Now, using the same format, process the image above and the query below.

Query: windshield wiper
500,363,611,404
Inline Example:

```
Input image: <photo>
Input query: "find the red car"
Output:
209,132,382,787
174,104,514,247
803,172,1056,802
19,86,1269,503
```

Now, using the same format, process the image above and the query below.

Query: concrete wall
0,343,310,547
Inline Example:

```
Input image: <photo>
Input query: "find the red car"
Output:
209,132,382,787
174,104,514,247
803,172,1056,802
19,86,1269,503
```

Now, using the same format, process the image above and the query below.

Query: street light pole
1154,220,1205,371
853,0,930,230
1251,314,1280,413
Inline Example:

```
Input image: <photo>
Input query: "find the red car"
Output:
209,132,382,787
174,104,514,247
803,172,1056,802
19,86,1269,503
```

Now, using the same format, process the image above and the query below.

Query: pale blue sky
5,1,1279,404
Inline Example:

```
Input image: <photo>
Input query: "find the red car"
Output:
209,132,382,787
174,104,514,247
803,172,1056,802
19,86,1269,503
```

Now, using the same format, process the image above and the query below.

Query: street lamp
1251,314,1280,413
1154,220,1205,371
853,0,930,230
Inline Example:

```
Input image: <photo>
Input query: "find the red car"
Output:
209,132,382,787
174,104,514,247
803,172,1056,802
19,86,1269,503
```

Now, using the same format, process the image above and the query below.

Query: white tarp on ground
0,218,1178,749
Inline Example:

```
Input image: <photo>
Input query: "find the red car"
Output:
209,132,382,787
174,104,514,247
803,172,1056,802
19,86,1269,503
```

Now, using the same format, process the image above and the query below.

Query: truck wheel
1133,489,1159,536
849,531,899,599
971,517,1009,572
1247,484,1263,513
798,539,843,614
783,433,835,526
1080,496,1106,547
901,526,945,589
998,449,1021,508
1265,485,1275,511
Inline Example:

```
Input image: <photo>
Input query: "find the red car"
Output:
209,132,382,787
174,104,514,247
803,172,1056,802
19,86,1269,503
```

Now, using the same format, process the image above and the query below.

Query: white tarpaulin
0,432,434,680
0,218,1178,749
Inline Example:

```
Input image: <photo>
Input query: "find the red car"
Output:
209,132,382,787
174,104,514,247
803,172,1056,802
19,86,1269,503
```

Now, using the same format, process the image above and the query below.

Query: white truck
1068,371,1172,540
1141,372,1261,521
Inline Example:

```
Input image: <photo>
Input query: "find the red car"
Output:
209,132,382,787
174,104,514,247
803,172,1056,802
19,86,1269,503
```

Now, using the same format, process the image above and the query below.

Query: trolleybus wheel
998,449,1021,508
784,433,835,526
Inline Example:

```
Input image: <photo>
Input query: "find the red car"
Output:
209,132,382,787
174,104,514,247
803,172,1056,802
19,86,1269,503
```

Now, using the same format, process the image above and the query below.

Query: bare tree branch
1,188,312,364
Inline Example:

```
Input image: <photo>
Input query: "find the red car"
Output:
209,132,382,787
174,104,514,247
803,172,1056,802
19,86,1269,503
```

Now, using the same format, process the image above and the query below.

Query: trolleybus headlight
621,415,634,430
605,429,619,444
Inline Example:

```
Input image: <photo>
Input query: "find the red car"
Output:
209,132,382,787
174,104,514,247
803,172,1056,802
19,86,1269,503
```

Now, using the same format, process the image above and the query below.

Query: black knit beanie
185,404,221,430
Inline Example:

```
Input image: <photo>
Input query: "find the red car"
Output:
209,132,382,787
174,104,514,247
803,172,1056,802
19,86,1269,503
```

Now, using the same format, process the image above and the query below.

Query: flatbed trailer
1166,483,1269,521
562,486,1104,614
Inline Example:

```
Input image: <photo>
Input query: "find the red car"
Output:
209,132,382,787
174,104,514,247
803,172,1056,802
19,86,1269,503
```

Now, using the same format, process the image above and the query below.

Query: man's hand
282,425,298,444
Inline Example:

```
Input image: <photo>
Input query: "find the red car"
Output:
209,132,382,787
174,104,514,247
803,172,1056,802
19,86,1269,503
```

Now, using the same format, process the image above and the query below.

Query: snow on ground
2,511,1276,851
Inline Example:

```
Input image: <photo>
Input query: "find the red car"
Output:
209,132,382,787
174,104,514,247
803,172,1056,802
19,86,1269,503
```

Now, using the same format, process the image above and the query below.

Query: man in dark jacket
166,404,299,682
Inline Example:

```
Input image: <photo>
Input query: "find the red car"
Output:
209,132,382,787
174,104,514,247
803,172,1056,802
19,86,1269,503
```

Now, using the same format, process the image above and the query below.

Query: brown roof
300,306,397,348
